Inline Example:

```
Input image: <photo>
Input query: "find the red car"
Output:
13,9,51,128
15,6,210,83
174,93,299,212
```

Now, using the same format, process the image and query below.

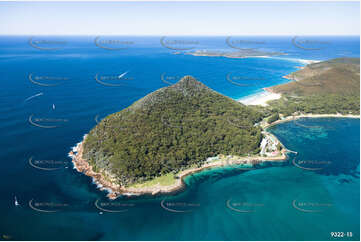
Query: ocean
0,36,359,240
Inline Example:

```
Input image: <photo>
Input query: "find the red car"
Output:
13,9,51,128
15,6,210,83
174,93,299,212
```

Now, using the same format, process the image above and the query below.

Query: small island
175,49,286,59
69,57,360,200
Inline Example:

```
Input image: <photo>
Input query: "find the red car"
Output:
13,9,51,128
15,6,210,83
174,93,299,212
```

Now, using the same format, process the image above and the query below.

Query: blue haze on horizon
0,1,359,36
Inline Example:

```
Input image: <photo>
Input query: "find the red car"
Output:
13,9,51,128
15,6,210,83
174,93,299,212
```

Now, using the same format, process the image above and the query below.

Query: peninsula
238,57,360,131
69,57,360,199
262,58,359,121
69,76,286,199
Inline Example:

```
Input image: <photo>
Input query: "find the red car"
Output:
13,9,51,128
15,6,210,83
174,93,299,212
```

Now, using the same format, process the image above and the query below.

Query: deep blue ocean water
0,36,359,240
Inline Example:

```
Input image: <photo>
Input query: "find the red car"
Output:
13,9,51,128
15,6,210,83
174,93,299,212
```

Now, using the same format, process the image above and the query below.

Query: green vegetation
267,113,280,123
268,57,360,116
82,58,359,187
127,173,176,189
83,76,264,186
268,94,359,116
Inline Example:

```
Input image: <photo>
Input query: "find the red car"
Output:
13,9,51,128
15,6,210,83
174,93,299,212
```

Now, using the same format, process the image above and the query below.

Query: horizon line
0,34,360,37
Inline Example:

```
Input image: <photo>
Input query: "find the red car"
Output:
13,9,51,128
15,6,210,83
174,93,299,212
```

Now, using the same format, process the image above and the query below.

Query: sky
0,1,359,35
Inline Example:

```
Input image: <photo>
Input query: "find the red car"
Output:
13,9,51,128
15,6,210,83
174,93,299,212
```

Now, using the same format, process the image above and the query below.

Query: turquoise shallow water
0,36,359,240
1,118,359,241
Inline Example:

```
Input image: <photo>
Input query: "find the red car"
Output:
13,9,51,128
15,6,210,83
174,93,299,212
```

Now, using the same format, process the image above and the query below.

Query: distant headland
174,49,286,59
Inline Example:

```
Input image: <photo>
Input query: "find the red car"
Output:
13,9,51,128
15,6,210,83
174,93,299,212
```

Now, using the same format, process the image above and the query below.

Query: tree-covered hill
268,58,360,115
83,76,264,185
271,58,360,96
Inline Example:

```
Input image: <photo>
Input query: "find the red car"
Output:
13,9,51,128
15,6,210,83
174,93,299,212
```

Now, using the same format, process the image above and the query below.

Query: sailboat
14,196,19,206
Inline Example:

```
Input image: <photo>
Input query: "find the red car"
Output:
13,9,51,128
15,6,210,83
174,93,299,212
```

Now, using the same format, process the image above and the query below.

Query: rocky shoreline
69,135,288,200
69,114,359,200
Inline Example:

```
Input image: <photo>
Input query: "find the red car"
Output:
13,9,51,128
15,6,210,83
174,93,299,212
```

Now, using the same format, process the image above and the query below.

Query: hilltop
81,76,265,186
70,58,360,198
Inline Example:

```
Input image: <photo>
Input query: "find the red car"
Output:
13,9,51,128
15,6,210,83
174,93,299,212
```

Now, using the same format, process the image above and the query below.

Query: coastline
68,57,358,200
69,135,288,200
237,57,320,106
175,50,286,59
238,88,281,106
236,57,321,106
182,51,320,66
69,112,359,200
263,113,360,130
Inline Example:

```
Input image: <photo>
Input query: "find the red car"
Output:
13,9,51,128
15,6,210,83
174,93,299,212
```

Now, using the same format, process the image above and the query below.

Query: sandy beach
263,113,360,129
238,89,281,106
238,58,320,107
69,57,358,200
296,59,321,65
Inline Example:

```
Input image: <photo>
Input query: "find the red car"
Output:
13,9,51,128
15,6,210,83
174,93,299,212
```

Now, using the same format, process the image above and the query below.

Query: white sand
238,90,281,106
297,59,321,65
249,56,320,64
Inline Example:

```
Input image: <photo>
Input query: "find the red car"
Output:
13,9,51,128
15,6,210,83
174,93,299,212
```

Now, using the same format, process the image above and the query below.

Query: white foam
296,59,321,65
123,193,139,197
252,56,321,65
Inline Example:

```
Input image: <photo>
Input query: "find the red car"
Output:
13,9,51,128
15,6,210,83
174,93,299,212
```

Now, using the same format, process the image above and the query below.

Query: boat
118,71,128,79
14,196,19,206
52,104,56,110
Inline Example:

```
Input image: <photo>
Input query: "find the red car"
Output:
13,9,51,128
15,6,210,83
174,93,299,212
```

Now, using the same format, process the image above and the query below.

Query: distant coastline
175,49,322,66
175,49,286,59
